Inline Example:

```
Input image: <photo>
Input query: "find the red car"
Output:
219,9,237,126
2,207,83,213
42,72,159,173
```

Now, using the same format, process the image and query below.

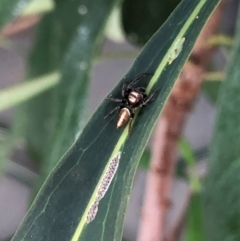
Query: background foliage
0,0,239,241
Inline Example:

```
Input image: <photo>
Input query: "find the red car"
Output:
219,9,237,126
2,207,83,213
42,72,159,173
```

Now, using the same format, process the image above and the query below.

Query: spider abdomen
117,108,131,128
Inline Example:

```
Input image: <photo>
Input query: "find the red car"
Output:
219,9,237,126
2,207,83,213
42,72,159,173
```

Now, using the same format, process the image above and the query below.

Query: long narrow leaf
203,3,240,241
11,0,221,240
0,72,59,112
185,194,206,241
25,0,117,171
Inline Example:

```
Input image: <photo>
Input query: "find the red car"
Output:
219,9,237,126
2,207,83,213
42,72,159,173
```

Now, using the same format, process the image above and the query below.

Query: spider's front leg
142,89,160,106
136,87,146,93
122,73,154,97
126,73,153,90
106,96,123,102
105,96,125,119
121,82,128,98
104,106,120,119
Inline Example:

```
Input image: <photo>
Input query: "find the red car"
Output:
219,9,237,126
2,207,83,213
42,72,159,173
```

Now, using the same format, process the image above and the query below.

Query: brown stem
137,2,227,241
1,15,41,37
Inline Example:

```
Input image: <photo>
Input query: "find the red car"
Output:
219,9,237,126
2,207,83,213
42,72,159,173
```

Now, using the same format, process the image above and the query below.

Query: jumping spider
105,73,160,134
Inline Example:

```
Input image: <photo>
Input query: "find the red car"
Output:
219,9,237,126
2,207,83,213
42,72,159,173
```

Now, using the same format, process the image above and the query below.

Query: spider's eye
128,91,141,104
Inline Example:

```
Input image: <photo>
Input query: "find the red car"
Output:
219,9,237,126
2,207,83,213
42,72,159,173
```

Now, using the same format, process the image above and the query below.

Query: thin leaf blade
11,0,221,240
203,4,240,241
185,193,206,241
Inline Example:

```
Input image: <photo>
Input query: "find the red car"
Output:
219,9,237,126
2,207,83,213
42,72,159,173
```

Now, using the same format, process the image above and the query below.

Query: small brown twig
137,2,227,241
1,15,41,37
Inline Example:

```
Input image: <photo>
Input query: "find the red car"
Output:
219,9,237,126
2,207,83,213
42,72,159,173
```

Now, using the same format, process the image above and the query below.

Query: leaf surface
203,4,240,240
121,0,181,45
11,0,221,240
185,193,205,241
25,0,116,176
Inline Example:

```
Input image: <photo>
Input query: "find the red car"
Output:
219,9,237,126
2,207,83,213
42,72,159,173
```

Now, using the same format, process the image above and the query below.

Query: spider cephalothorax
105,73,160,135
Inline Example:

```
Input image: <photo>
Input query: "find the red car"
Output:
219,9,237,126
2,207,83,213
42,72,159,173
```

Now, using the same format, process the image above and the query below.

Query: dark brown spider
105,73,160,134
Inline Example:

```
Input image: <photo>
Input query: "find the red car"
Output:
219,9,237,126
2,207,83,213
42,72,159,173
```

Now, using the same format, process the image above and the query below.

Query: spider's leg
143,93,148,99
142,89,160,106
136,87,146,93
122,82,129,97
104,106,120,119
106,96,123,102
126,73,154,90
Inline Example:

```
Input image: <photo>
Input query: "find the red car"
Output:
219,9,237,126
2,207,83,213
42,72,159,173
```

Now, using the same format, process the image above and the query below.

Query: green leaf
24,12,64,162
121,0,181,45
0,0,32,30
179,138,201,192
202,81,222,103
138,147,151,169
25,0,113,168
185,193,206,241
204,158,240,241
0,128,11,176
179,138,196,167
203,5,240,241
22,0,54,15
11,0,221,240
39,0,118,180
0,72,58,177
0,72,59,112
